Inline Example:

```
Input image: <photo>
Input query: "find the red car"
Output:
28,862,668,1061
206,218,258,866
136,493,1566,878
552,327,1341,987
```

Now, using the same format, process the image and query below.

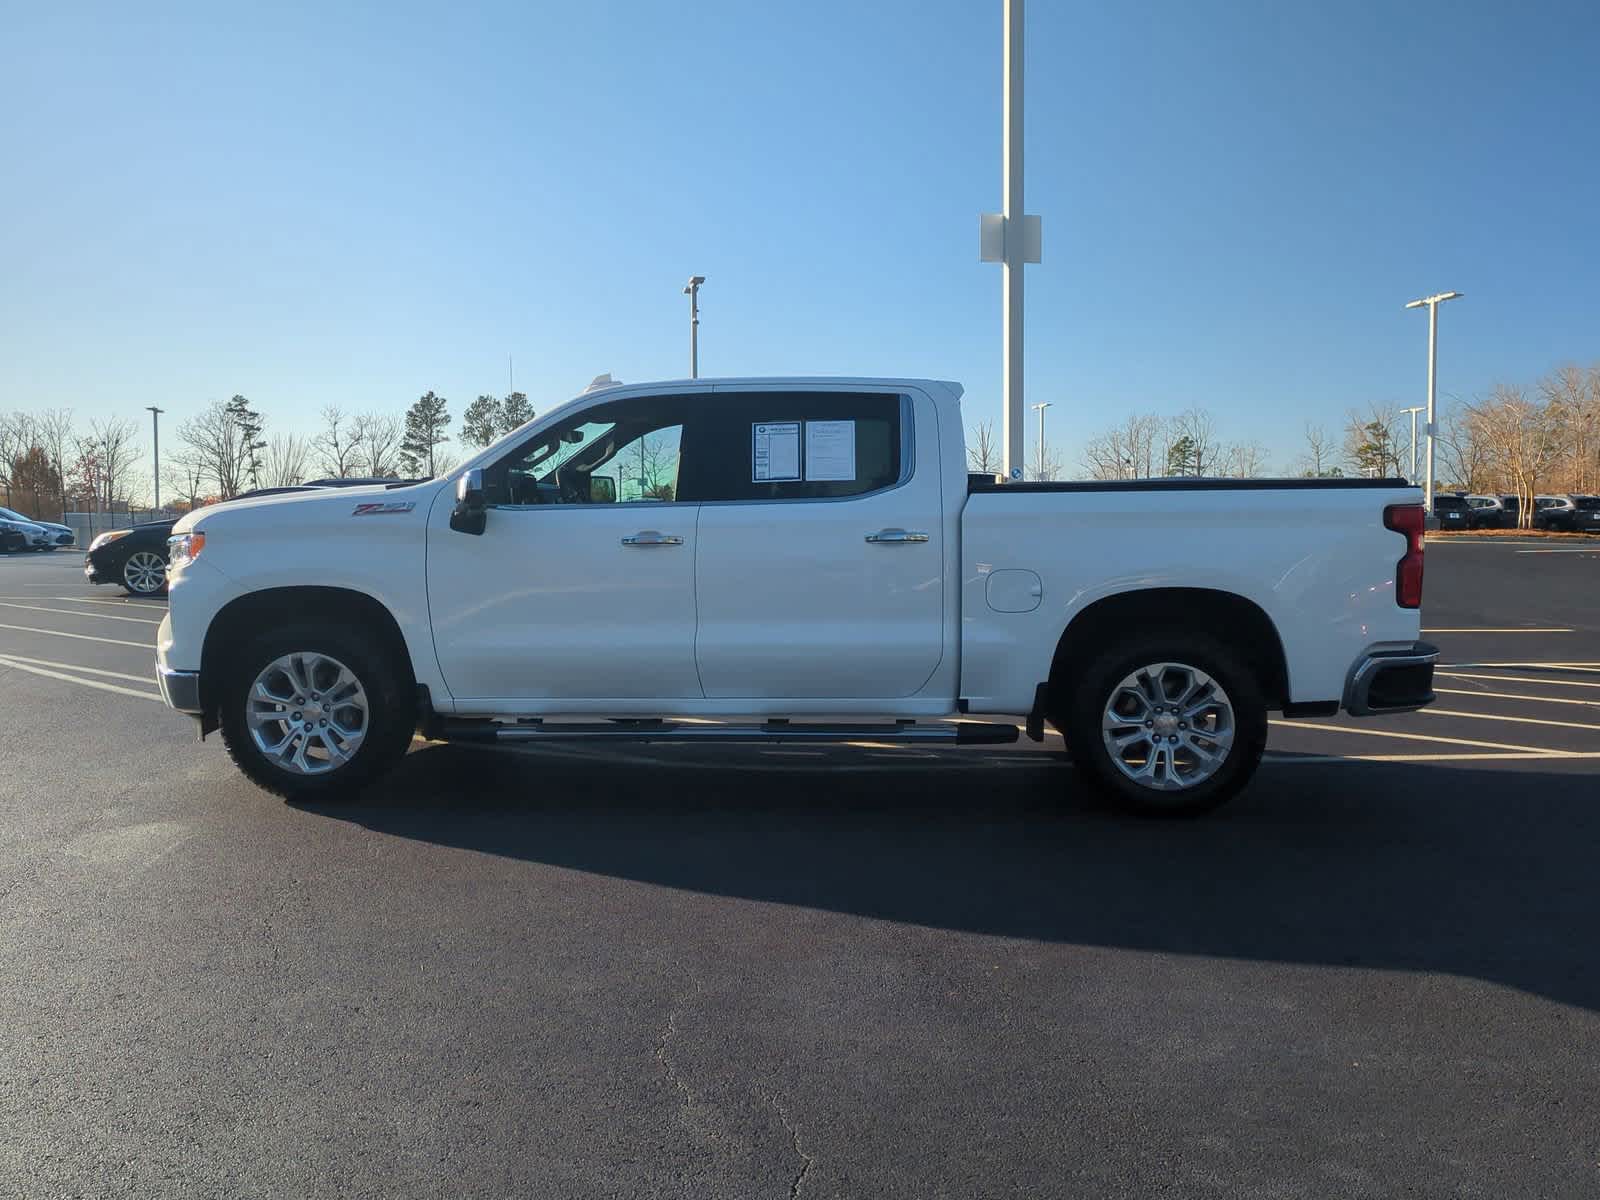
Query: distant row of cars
0,505,76,553
81,477,411,595
1432,493,1600,532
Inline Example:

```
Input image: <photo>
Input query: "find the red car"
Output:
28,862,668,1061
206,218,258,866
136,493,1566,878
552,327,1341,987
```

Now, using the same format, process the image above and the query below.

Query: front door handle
620,530,685,546
865,528,930,544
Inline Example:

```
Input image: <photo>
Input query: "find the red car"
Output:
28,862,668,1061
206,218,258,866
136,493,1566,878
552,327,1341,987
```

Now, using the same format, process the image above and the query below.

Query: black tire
219,623,415,801
1058,633,1267,818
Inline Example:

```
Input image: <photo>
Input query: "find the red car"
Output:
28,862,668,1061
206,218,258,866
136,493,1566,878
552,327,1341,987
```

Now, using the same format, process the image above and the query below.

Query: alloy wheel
1100,661,1236,791
123,551,166,594
246,652,369,776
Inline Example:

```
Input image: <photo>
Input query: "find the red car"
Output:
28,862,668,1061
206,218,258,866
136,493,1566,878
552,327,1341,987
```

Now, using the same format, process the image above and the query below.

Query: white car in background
0,506,74,549
0,513,52,551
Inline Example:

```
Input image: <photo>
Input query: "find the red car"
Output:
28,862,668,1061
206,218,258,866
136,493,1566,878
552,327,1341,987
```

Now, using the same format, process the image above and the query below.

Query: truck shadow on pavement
314,743,1600,1012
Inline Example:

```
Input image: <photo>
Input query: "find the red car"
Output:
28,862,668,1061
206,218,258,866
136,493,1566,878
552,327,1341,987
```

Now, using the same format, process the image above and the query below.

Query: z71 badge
351,501,415,516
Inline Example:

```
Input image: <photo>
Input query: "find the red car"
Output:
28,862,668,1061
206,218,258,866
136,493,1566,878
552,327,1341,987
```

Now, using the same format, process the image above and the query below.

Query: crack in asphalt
654,970,704,1114
767,1092,814,1200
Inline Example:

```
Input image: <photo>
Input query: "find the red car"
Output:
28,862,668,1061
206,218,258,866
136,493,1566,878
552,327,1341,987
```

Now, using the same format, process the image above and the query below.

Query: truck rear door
679,388,945,700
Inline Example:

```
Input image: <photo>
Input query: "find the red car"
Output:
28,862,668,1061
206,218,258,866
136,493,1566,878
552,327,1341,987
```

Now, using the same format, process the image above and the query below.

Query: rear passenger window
677,392,903,503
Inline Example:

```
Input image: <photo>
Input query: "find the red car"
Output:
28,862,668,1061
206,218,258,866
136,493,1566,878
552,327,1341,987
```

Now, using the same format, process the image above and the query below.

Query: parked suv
1432,494,1470,529
1465,495,1506,529
1534,495,1600,532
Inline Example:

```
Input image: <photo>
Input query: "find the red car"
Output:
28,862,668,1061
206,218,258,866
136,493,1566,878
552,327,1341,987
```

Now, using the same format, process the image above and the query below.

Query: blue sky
3,0,1597,472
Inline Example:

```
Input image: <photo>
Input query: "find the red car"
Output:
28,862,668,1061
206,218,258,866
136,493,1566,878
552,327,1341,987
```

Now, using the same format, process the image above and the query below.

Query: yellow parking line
1269,719,1565,755
1435,686,1600,708
0,655,163,702
1436,670,1600,690
1420,708,1599,733
0,600,162,625
0,622,150,649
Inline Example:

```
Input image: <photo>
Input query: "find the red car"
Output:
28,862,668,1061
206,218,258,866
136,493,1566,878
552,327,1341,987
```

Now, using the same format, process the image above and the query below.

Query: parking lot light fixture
1405,291,1463,513
1399,405,1425,483
146,406,164,512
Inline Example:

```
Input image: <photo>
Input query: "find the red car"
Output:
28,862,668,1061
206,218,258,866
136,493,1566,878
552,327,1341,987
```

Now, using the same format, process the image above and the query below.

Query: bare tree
1299,423,1338,477
966,420,1001,475
1343,404,1403,477
352,412,404,478
177,399,259,499
163,449,209,511
1081,413,1165,480
1468,384,1566,527
313,406,365,479
1539,364,1600,494
1221,440,1270,478
1027,438,1062,482
76,417,141,510
0,411,33,500
263,433,311,487
1436,401,1489,493
35,409,77,516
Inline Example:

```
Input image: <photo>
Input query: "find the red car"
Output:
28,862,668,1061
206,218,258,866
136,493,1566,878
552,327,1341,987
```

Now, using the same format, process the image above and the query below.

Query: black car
84,520,178,596
1432,494,1471,529
1533,494,1600,532
1498,494,1522,528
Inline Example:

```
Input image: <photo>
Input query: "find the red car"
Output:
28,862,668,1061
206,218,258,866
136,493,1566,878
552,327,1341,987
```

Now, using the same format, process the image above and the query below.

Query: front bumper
156,664,203,714
1344,642,1439,717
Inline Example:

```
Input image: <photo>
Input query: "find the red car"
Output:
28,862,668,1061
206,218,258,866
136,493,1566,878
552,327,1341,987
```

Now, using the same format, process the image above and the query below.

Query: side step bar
434,718,1020,747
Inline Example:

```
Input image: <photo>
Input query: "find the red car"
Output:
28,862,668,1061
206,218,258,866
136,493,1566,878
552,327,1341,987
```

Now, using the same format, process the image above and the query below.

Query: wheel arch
1045,586,1290,712
199,586,416,728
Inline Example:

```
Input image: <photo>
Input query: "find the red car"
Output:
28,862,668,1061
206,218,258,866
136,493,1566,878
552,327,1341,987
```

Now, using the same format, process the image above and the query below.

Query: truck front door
426,393,702,707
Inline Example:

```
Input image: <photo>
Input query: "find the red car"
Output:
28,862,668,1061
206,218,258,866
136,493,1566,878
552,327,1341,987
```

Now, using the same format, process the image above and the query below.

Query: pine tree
460,394,503,447
400,392,451,477
499,391,534,434
224,394,265,489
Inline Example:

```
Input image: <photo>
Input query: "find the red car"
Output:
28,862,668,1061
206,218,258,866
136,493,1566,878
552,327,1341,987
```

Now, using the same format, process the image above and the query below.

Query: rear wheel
122,550,167,595
219,624,414,801
1059,634,1267,817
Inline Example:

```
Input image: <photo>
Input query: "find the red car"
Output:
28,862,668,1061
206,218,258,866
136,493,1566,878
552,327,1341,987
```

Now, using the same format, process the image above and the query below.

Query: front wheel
1059,635,1267,817
121,550,167,595
219,625,415,801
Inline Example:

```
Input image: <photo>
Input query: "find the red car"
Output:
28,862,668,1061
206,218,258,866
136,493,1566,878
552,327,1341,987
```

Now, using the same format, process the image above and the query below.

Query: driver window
484,397,685,506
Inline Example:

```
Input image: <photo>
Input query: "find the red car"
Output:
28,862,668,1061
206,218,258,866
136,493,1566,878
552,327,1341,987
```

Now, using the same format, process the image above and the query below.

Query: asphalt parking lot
2,541,1598,1198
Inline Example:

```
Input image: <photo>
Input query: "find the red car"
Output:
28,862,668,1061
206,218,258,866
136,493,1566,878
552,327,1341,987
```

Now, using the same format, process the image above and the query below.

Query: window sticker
752,422,801,482
804,420,856,482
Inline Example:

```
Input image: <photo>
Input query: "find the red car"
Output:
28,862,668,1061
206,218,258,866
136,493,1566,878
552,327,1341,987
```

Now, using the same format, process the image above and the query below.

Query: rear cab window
676,392,904,503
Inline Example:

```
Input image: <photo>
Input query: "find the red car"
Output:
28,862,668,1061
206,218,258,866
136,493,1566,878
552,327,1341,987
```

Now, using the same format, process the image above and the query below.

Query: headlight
88,529,133,552
167,532,205,572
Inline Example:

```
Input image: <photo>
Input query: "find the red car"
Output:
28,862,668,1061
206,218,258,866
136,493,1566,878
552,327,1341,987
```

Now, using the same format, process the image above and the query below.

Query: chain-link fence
64,509,167,547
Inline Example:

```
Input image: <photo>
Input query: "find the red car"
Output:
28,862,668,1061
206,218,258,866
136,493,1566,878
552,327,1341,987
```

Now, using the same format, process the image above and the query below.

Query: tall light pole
1404,291,1462,514
1398,405,1425,482
1031,401,1051,480
683,275,705,379
145,406,164,513
980,0,1041,483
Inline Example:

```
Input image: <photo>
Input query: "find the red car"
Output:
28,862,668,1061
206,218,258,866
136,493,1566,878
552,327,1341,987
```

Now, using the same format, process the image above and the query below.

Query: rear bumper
156,664,203,714
1344,641,1439,717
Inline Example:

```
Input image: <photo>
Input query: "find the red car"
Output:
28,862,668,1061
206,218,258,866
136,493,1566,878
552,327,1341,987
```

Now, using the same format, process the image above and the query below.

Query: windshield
1576,497,1600,510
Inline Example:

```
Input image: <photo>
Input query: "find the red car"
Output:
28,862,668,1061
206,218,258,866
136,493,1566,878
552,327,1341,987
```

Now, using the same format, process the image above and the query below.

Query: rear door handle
620,530,685,546
865,528,930,544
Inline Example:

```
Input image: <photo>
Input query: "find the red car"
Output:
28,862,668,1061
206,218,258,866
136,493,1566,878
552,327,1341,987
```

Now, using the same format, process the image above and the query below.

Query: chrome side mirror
450,468,487,535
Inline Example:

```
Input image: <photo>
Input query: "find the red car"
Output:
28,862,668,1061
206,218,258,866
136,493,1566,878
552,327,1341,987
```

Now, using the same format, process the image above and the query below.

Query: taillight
1384,504,1425,608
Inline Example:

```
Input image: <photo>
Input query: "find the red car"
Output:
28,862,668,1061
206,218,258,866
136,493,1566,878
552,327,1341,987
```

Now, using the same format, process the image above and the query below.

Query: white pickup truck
156,377,1436,815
